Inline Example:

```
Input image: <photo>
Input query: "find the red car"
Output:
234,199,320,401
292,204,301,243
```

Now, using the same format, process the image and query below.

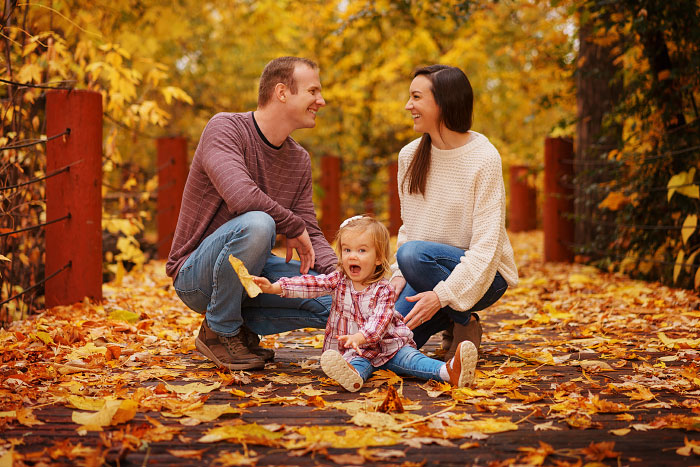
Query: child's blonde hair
334,216,391,285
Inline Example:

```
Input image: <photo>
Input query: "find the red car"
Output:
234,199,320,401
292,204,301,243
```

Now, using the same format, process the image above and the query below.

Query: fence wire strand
0,128,71,151
0,261,71,308
0,159,82,192
0,213,71,238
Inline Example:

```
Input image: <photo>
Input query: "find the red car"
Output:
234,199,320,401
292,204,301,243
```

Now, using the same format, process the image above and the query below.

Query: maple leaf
580,441,621,461
518,441,555,465
377,385,404,414
676,436,700,456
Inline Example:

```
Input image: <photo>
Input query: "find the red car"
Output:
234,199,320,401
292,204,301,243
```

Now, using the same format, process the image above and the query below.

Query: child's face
340,230,382,286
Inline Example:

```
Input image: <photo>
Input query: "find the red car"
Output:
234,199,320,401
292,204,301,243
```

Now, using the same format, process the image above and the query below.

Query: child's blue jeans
349,346,445,382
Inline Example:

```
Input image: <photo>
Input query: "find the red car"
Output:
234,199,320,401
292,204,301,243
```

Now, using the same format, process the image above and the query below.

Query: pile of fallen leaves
1,231,700,466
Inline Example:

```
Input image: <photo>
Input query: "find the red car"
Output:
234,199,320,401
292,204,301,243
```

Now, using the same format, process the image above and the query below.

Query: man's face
285,64,326,129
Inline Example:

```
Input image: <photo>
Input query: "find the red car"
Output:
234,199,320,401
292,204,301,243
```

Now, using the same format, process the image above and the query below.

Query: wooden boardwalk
2,232,700,466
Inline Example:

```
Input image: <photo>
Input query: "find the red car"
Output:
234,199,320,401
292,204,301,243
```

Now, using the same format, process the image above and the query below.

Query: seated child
252,216,477,392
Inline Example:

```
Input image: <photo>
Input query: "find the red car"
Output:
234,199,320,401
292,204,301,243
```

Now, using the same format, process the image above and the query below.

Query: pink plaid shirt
278,270,415,366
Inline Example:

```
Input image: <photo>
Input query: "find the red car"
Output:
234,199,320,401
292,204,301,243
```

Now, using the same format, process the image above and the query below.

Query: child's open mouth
349,265,361,274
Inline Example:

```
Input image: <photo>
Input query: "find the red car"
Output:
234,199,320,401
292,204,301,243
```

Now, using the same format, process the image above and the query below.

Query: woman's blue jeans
350,346,445,382
395,240,508,348
173,211,332,337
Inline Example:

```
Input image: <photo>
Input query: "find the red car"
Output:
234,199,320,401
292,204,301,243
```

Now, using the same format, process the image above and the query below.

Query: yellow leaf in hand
228,255,262,298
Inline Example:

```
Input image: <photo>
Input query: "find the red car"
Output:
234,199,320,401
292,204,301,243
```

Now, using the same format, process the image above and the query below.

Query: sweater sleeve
278,270,340,299
433,151,507,310
200,115,306,237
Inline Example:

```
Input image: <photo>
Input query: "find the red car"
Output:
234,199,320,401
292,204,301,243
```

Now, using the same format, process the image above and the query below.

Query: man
166,57,337,370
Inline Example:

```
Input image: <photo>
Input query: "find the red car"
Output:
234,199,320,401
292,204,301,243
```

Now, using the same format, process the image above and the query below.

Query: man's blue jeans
173,211,332,337
395,240,508,348
349,346,445,382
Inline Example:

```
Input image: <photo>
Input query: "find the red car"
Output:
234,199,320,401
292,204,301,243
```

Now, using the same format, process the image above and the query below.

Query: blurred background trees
1,0,698,319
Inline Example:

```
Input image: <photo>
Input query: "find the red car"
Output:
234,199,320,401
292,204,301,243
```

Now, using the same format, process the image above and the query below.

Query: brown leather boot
240,326,275,362
195,319,266,370
441,322,454,351
443,317,483,362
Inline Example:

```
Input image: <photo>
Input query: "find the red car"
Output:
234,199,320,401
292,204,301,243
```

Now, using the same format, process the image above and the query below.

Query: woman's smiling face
405,75,440,135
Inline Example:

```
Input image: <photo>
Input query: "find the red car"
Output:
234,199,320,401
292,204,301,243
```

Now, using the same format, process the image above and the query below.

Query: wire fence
1,131,75,312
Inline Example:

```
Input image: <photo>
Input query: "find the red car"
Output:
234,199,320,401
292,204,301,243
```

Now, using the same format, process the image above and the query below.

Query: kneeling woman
390,65,519,360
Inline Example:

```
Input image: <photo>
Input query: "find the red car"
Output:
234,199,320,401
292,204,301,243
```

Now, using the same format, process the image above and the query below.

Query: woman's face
405,75,440,135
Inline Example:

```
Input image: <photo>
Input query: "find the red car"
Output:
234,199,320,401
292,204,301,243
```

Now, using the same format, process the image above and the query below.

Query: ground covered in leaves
2,231,700,466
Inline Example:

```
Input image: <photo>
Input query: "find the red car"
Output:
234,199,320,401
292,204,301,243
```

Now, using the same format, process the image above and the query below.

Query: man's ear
274,83,287,103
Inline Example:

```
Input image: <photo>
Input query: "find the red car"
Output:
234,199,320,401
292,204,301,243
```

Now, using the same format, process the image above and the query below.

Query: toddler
253,216,477,392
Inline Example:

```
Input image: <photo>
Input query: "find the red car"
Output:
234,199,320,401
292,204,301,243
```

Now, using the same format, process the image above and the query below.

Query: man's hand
286,228,315,274
251,276,282,295
403,291,441,330
390,276,406,297
337,332,367,352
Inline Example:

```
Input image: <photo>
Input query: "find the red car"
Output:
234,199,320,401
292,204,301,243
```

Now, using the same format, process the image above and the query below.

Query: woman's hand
390,276,406,297
403,291,441,329
252,276,282,295
337,332,367,352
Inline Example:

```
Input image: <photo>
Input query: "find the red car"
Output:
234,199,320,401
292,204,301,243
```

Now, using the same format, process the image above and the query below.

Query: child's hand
337,332,367,352
252,276,282,295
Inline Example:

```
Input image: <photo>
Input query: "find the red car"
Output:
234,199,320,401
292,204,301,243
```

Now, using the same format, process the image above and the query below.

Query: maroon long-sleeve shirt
166,112,337,278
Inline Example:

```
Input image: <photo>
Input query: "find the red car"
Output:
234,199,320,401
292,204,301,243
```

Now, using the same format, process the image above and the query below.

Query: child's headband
339,215,365,229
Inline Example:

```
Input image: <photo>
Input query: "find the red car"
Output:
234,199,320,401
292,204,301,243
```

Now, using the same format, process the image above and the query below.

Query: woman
390,65,519,361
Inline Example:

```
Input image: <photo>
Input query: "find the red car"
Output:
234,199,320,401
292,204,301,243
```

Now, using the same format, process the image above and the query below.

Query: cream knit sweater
390,132,519,311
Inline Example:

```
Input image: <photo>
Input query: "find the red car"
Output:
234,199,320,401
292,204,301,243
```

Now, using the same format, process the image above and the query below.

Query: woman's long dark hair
402,65,474,196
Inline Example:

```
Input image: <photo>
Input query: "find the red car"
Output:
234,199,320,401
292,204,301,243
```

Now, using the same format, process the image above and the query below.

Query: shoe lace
220,334,246,354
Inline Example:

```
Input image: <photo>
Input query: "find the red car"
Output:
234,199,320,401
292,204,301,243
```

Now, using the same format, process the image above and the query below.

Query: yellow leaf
598,191,628,211
350,411,402,431
165,382,221,395
668,168,699,201
72,400,122,430
682,215,698,245
199,423,284,445
180,404,242,423
108,309,140,323
658,332,700,349
17,408,44,426
66,342,108,360
0,254,10,262
111,400,138,425
674,250,684,283
67,396,107,411
34,331,54,345
228,255,262,298
677,436,700,456
0,449,14,467
610,428,631,436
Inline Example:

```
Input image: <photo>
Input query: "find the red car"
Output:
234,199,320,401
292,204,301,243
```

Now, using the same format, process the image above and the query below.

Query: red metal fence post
543,137,575,262
509,164,537,232
388,162,401,236
320,155,341,242
45,90,103,307
157,137,188,259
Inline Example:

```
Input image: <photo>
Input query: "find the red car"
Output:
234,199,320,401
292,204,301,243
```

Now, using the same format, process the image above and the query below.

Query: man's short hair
258,56,318,108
